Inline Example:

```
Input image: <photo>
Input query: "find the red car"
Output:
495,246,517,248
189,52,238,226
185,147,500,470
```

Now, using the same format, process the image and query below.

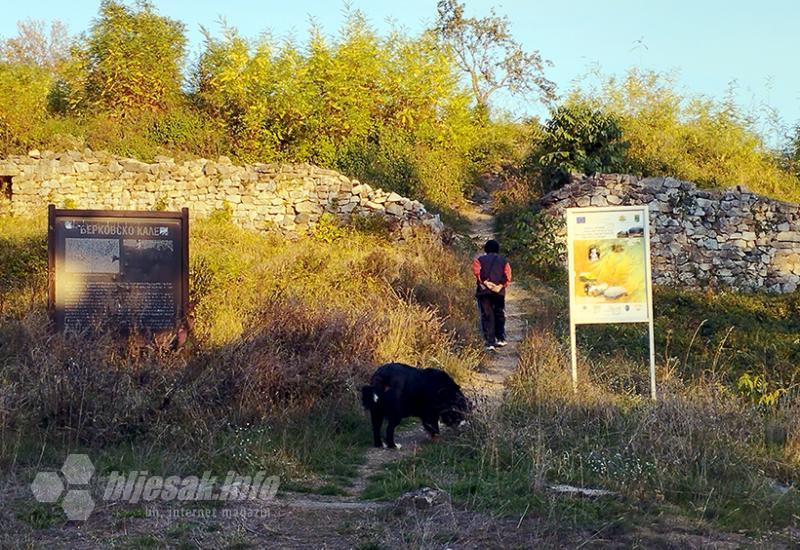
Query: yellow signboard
566,206,652,324
565,205,656,399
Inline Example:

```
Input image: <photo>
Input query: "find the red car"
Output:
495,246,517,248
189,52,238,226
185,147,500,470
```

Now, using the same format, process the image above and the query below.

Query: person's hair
484,240,500,253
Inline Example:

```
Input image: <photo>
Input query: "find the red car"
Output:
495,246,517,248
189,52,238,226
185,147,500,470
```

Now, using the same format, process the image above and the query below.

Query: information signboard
48,206,189,335
565,205,656,399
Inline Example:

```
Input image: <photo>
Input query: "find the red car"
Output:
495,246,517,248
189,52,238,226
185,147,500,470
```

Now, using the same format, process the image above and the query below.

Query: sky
2,0,799,140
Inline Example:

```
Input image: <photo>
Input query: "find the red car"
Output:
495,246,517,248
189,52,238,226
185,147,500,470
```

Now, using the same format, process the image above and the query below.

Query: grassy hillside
0,214,480,491
364,275,800,538
354,184,795,539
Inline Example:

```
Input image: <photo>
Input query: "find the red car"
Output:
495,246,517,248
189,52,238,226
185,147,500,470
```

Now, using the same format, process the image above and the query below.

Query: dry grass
0,214,481,481
365,286,800,537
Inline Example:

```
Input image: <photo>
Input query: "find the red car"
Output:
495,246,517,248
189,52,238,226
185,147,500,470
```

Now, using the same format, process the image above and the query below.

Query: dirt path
463,200,535,401
344,198,534,499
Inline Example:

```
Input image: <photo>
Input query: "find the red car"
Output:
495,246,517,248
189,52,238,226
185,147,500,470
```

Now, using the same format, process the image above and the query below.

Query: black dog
361,362,470,449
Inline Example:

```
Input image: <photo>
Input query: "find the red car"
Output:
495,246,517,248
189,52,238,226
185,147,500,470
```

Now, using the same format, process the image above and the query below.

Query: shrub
68,0,188,117
0,63,52,155
526,102,628,191
573,69,800,201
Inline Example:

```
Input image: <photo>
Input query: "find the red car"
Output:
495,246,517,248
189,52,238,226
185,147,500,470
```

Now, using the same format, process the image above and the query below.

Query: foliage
2,5,799,210
0,63,52,155
0,19,70,70
0,215,480,479
788,124,800,179
737,372,787,408
434,0,555,112
366,289,800,535
497,208,566,283
64,0,187,117
572,69,800,201
193,12,480,208
526,102,628,190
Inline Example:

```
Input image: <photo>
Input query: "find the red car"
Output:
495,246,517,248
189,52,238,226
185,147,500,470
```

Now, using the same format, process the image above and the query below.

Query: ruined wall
540,174,800,293
0,150,444,238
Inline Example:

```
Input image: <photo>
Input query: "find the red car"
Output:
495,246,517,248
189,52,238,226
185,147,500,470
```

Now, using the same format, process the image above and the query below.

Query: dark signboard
48,206,189,334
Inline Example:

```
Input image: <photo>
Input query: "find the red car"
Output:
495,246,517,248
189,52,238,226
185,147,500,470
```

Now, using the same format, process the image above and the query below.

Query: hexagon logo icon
62,454,94,485
30,472,65,503
62,490,95,521
30,454,96,521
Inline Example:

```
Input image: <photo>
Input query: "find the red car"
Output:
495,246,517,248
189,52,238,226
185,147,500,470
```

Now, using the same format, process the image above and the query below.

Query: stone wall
0,150,444,238
540,174,800,293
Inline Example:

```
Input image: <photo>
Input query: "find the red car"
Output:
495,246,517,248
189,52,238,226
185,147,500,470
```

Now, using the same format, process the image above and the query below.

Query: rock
294,201,316,213
776,231,800,242
395,487,449,510
385,203,404,217
695,198,713,208
28,149,41,158
294,212,312,224
548,484,616,498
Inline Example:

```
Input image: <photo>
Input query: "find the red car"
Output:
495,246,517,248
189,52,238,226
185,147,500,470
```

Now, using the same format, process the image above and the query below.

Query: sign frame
565,205,656,400
47,205,190,335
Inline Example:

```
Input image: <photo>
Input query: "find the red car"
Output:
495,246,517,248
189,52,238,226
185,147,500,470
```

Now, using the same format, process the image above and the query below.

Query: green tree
193,11,480,208
69,0,187,117
434,0,555,113
788,125,800,179
527,102,628,190
0,63,52,154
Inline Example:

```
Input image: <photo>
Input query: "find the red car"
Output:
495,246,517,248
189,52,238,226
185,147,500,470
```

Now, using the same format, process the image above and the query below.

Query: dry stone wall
0,150,444,238
540,174,800,293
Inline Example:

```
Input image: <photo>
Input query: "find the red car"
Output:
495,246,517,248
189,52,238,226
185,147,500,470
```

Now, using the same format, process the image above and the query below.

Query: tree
579,69,800,200
0,64,52,154
71,0,187,117
0,19,70,71
527,102,628,190
434,0,555,112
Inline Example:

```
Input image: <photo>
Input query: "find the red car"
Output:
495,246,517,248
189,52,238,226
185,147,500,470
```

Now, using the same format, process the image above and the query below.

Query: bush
366,299,800,534
0,63,52,155
67,0,187,117
526,102,628,191
573,69,800,201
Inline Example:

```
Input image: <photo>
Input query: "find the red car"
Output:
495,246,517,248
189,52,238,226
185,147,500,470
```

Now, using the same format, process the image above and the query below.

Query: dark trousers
477,293,506,345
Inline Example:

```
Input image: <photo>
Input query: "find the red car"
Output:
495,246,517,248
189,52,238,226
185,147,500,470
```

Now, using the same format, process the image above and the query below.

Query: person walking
472,239,512,351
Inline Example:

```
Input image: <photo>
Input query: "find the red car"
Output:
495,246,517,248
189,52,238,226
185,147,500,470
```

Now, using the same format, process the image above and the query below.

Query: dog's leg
370,409,384,448
422,415,440,439
385,416,401,449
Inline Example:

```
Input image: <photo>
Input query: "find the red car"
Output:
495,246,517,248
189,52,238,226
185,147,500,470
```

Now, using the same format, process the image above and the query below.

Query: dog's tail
361,385,377,410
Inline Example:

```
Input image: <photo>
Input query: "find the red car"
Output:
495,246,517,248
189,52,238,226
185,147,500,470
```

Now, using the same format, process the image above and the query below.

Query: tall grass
367,335,799,535
0,214,480,483
365,281,800,535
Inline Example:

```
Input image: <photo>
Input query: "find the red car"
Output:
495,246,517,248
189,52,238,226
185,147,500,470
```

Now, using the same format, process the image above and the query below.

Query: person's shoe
496,340,507,347
485,345,496,352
